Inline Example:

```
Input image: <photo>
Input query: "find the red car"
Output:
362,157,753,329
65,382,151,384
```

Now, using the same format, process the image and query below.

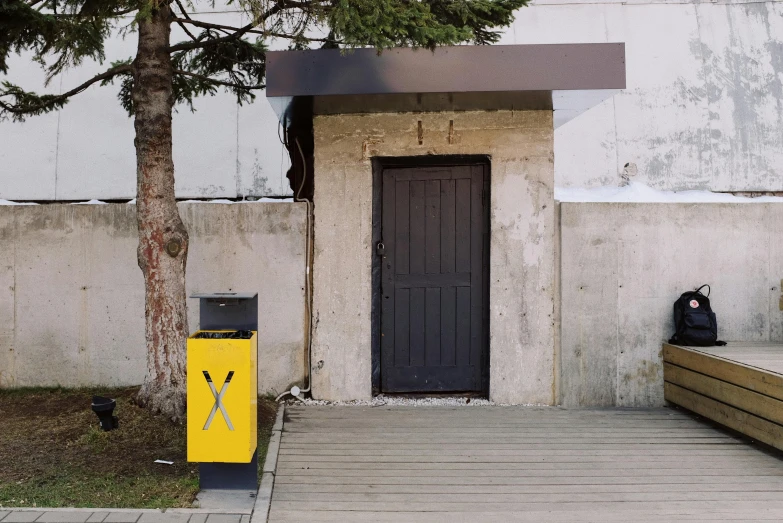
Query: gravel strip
289,394,546,407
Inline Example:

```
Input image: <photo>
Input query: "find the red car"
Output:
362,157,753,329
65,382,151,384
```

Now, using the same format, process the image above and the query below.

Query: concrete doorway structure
266,44,626,403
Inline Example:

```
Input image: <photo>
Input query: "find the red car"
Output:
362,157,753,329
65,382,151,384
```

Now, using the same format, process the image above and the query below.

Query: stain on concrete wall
560,202,783,407
0,203,307,394
505,0,783,192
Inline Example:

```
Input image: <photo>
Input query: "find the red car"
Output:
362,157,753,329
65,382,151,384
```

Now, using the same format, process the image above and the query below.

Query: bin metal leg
199,450,258,490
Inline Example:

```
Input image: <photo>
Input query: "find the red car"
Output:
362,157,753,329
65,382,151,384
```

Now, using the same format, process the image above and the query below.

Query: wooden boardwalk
268,406,783,522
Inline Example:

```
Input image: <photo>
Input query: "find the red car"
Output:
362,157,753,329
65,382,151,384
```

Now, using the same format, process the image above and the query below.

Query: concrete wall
4,198,780,409
506,0,783,192
311,110,556,404
0,202,307,394
4,0,782,201
560,202,783,407
0,7,292,201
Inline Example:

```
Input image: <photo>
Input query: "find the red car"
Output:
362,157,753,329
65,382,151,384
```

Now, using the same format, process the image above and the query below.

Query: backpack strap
694,284,710,297
716,340,727,346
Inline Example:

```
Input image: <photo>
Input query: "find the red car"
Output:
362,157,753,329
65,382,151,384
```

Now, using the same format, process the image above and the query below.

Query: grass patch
0,387,277,508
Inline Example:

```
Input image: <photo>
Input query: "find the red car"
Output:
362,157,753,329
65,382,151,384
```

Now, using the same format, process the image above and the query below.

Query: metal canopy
265,43,626,128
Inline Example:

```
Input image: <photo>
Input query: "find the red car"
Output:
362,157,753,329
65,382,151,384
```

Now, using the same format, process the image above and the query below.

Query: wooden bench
663,342,783,451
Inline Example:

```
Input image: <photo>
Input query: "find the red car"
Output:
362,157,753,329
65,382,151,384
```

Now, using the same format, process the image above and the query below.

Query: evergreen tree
0,0,527,421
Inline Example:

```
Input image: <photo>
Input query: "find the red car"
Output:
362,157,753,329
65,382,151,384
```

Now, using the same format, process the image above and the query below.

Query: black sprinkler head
91,396,119,431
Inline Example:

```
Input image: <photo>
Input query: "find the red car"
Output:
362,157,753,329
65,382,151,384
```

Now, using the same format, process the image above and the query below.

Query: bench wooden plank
664,362,783,425
663,344,783,400
664,382,783,451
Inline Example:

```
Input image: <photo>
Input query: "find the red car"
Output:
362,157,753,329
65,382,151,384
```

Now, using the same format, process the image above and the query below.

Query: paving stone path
0,511,252,523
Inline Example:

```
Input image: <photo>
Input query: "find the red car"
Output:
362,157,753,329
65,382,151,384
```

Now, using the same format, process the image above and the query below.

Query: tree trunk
133,3,189,422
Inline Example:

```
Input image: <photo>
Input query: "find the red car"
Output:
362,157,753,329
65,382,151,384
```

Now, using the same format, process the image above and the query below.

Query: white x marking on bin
202,370,235,430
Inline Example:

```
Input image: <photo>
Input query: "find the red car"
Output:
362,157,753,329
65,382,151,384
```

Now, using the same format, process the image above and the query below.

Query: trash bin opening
192,330,254,339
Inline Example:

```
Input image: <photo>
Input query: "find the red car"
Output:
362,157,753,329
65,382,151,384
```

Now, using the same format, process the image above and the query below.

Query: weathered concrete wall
4,1,782,200
311,111,556,404
0,203,307,394
0,7,292,201
560,202,783,407
505,0,783,192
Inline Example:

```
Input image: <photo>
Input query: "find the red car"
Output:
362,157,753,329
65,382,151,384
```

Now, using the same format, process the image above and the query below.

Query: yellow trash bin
186,330,257,464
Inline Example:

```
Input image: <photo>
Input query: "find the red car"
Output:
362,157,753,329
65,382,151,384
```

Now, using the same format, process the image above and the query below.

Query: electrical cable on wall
276,135,313,403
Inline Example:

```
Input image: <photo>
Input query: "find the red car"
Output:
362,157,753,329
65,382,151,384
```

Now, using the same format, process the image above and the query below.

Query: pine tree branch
174,0,192,20
173,17,264,36
174,69,264,90
168,23,253,53
265,30,337,43
167,0,311,53
171,17,337,43
173,0,199,41
0,63,132,118
50,8,138,17
51,63,132,98
175,19,198,41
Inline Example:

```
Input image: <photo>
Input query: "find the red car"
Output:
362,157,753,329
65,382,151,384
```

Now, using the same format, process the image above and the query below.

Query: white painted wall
2,0,782,200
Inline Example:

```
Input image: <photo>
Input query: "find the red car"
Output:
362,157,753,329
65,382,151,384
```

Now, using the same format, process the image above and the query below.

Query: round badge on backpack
689,299,699,308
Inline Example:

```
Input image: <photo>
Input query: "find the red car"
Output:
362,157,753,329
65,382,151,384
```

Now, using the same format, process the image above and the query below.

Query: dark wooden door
380,164,489,393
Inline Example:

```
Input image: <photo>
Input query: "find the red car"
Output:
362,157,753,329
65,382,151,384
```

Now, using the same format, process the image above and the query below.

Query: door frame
371,155,491,395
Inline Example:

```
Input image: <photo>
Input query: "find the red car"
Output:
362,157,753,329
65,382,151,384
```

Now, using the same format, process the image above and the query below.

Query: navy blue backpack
668,285,727,347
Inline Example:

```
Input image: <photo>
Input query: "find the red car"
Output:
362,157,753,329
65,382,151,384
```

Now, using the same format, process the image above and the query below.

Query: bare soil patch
0,387,277,508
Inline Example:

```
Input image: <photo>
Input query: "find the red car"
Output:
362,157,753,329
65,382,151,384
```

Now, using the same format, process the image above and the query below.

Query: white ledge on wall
555,182,783,203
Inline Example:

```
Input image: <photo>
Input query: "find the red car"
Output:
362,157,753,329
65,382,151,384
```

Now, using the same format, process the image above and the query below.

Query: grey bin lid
190,292,258,331
191,292,258,300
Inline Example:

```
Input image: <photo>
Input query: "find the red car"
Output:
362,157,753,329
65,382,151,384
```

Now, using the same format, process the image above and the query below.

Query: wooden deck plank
271,491,783,503
278,447,752,457
269,510,783,523
273,482,783,494
273,474,783,486
270,500,783,512
278,457,778,467
282,425,725,432
282,427,731,435
280,438,743,453
278,445,765,454
283,433,738,441
276,460,780,471
274,466,783,477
